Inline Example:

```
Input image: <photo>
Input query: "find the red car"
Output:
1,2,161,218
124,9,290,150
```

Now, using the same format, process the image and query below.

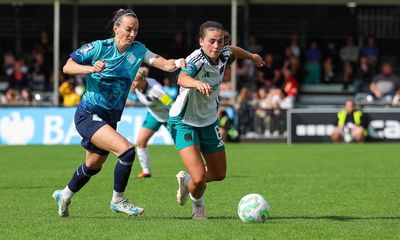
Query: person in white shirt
168,21,264,220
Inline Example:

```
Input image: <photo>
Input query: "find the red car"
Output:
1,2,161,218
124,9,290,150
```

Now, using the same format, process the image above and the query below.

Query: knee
118,147,135,165
136,139,147,149
191,174,207,188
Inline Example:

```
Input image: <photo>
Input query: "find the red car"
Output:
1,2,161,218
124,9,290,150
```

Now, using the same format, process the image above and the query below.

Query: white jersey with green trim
135,77,171,123
169,46,232,127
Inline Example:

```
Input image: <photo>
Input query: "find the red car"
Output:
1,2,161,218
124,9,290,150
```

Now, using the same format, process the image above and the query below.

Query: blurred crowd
1,31,400,139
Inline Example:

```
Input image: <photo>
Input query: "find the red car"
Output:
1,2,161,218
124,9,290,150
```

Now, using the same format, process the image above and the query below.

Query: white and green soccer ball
237,193,270,223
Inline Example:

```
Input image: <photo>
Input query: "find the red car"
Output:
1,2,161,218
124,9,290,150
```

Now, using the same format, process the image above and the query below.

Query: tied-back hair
199,21,225,38
108,9,137,33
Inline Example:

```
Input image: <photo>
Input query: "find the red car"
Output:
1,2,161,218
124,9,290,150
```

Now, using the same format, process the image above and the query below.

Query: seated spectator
0,87,20,105
29,51,51,91
361,36,380,67
353,56,375,94
58,77,81,107
257,53,281,89
331,99,367,143
20,87,32,106
7,58,29,90
340,36,359,65
369,63,400,101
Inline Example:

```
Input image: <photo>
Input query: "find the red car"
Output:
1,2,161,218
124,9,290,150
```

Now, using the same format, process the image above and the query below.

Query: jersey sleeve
70,41,100,65
180,50,203,77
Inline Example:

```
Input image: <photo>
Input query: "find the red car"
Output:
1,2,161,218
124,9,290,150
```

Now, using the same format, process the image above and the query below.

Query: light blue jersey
71,38,147,123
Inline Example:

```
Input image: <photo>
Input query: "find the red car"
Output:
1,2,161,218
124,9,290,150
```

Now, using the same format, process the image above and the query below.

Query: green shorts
168,116,225,153
142,112,166,131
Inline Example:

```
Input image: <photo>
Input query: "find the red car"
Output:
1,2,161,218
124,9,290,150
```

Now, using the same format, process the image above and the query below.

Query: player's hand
92,59,106,73
252,54,265,67
194,80,211,96
175,58,186,69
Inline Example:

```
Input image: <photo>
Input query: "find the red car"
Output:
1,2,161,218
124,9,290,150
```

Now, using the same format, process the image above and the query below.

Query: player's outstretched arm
151,56,185,72
63,58,105,75
177,72,211,96
228,46,264,67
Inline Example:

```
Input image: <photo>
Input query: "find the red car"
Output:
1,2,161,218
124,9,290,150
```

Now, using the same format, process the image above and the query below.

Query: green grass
0,143,399,239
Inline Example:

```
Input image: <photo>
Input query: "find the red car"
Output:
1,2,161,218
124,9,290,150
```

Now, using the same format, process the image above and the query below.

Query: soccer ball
237,193,270,223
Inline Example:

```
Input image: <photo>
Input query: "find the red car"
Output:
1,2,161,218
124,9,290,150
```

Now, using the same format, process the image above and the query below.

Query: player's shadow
271,215,400,221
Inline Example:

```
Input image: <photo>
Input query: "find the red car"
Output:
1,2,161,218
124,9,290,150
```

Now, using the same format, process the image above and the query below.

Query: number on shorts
214,125,222,140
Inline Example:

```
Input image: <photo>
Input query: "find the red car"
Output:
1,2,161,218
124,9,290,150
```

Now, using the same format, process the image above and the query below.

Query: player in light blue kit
130,67,173,179
168,21,264,219
52,9,184,218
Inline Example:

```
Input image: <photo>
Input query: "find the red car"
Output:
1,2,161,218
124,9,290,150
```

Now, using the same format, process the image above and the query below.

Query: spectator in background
235,87,255,136
304,41,321,84
7,58,29,90
361,36,380,67
58,77,81,107
353,56,375,94
162,77,178,100
257,53,281,90
282,68,298,105
342,61,354,90
253,87,269,136
340,36,359,66
20,87,33,105
289,34,301,58
3,51,15,75
369,63,400,101
0,87,20,105
331,99,367,143
29,51,51,91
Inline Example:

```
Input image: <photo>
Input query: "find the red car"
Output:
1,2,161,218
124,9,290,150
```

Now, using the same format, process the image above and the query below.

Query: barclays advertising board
0,107,173,145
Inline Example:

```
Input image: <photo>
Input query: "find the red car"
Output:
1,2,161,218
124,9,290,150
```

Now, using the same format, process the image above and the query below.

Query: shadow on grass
271,215,400,221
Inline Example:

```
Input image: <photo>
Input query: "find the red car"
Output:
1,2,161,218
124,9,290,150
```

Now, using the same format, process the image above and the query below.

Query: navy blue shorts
74,109,117,156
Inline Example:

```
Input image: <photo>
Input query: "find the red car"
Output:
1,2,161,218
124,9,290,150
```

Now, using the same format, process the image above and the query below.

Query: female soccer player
52,9,184,218
131,67,173,179
168,21,264,219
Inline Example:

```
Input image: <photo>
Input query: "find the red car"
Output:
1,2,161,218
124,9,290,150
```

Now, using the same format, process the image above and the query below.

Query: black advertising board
287,108,400,143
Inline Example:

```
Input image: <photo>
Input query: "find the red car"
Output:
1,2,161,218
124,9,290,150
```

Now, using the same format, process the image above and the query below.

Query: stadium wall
0,107,173,145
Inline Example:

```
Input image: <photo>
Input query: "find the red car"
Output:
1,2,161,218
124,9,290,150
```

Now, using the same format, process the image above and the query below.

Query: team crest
184,133,192,141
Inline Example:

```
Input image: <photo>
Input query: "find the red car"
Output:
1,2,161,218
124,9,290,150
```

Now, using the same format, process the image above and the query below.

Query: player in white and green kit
131,67,173,178
168,21,264,220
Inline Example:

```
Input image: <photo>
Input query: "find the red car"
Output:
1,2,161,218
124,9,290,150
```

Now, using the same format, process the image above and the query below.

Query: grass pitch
0,143,399,239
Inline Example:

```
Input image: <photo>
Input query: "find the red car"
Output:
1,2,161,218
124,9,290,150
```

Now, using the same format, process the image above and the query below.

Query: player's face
114,16,139,45
200,29,224,62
